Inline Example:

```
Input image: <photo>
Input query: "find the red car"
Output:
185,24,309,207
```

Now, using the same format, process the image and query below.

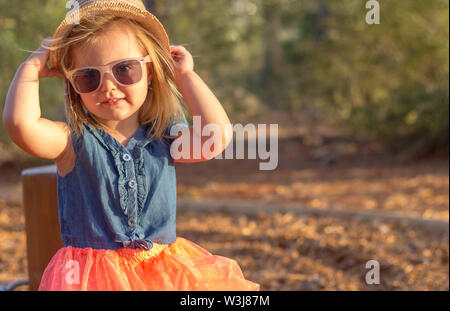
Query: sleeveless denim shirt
57,120,187,251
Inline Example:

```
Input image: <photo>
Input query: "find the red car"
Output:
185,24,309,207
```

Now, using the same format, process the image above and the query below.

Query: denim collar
84,122,153,155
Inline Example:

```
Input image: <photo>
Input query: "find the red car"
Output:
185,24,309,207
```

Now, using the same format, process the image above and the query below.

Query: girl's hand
23,37,61,80
170,45,194,78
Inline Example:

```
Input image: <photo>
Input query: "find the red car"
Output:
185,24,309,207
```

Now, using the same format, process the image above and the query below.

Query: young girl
3,0,259,291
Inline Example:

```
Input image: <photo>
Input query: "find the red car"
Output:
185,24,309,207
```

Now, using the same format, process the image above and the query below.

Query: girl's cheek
127,85,147,101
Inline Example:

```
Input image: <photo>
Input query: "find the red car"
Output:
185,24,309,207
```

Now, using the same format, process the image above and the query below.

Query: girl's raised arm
170,45,233,163
2,38,70,161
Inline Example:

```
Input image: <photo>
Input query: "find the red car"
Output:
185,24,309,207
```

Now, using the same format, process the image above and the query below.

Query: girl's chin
89,110,138,123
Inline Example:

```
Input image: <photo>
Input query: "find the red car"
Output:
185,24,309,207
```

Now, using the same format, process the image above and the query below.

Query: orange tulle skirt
38,237,260,291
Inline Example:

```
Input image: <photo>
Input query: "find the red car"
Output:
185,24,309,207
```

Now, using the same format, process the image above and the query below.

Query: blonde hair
45,13,187,141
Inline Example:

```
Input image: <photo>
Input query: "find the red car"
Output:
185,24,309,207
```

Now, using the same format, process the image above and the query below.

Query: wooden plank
21,165,62,291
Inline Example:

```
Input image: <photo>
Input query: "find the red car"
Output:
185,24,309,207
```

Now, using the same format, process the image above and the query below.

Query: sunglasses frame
67,55,152,94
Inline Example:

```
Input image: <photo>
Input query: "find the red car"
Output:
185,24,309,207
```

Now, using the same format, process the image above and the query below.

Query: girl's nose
99,72,118,92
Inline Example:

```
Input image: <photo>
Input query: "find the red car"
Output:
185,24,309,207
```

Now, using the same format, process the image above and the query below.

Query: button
128,218,136,227
128,180,137,189
122,154,132,161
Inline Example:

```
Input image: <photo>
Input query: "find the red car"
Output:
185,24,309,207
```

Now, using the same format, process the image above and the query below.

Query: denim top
57,120,185,251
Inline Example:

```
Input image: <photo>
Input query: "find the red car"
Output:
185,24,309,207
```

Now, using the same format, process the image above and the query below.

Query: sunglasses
67,55,152,94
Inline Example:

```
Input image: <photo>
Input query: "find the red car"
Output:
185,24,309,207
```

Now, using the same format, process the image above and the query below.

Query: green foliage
289,0,449,152
0,0,66,145
1,0,448,154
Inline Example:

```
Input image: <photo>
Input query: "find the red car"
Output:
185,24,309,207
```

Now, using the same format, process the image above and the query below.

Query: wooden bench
22,165,63,291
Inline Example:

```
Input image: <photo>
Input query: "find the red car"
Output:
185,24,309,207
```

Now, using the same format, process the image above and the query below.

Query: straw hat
49,0,170,69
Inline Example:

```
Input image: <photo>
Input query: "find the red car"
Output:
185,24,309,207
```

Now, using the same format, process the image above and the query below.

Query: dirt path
176,136,449,221
0,199,448,291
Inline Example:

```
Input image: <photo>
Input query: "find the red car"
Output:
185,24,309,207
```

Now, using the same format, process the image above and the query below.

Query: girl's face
71,22,151,129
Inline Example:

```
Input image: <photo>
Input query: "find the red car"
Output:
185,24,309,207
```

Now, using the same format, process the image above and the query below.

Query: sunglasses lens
113,60,142,85
73,69,101,93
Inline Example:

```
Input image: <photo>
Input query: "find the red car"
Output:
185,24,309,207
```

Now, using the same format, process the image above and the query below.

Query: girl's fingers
42,67,60,79
38,65,50,79
170,45,187,53
170,45,189,59
27,39,51,68
37,38,51,55
26,37,58,79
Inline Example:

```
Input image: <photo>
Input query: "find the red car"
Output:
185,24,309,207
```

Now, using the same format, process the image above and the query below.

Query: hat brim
49,5,170,69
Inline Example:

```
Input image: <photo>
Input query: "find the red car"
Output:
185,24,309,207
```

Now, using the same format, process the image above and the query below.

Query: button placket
123,148,140,231
117,147,139,224
134,147,147,217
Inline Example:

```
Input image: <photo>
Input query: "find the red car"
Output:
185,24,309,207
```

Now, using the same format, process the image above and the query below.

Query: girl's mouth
102,98,125,106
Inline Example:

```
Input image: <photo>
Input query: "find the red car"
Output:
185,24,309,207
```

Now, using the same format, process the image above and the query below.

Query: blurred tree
292,0,449,154
0,0,448,156
0,0,66,146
